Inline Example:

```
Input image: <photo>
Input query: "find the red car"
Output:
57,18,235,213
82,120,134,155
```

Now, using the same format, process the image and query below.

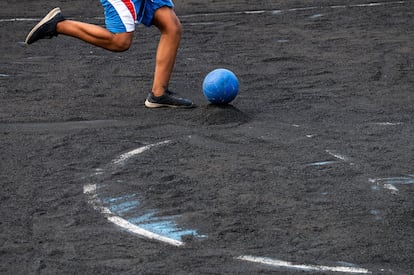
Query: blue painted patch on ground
101,194,205,241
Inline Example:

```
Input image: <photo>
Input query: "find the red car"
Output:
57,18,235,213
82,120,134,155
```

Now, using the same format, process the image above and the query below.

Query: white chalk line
1,1,409,23
0,18,39,22
370,178,396,194
370,174,414,195
372,122,403,126
84,138,376,271
84,183,183,246
306,150,352,167
9,0,407,270
83,141,184,247
383,183,399,193
113,140,171,166
237,256,372,274
326,150,350,162
179,0,408,18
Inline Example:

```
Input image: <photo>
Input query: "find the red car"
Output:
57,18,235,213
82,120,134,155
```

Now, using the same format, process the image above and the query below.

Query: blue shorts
100,0,174,33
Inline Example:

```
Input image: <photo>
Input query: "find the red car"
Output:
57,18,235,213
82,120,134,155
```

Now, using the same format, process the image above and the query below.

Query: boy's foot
25,7,66,45
145,90,196,108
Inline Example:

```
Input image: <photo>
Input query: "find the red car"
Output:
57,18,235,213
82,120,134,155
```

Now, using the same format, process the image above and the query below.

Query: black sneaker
25,7,66,45
145,90,196,108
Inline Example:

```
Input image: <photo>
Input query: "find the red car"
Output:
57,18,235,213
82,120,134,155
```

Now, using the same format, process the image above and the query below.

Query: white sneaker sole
144,99,195,109
25,7,61,44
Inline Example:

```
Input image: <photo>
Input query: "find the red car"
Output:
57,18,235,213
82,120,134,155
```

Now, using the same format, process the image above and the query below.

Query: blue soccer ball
203,68,239,104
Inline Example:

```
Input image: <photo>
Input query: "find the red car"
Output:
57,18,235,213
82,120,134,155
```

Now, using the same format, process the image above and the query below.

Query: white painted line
307,161,340,166
83,184,112,214
113,140,171,165
350,1,406,7
244,10,266,14
310,14,324,19
1,1,409,25
330,5,348,9
288,7,318,12
83,183,96,194
84,141,185,247
369,178,400,194
352,2,384,7
372,122,403,126
237,256,371,274
178,0,407,18
0,18,39,22
84,183,184,247
2,0,409,34
108,216,184,246
383,183,399,193
326,150,349,162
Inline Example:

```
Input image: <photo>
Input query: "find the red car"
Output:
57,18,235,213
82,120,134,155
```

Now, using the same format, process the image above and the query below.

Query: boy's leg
26,6,194,108
57,20,133,52
151,7,182,97
25,7,133,52
144,6,195,108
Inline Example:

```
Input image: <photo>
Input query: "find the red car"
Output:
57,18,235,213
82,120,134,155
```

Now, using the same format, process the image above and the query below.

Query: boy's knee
111,33,133,52
173,20,182,37
153,8,182,38
165,19,182,38
114,40,131,52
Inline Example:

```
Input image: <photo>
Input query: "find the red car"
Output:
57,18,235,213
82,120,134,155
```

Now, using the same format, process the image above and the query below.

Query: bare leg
151,7,182,96
56,20,134,52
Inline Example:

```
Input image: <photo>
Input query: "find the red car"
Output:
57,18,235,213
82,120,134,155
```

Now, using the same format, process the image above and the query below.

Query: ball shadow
192,104,250,126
